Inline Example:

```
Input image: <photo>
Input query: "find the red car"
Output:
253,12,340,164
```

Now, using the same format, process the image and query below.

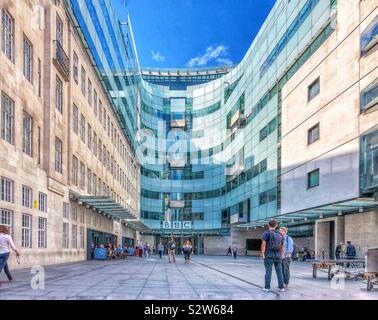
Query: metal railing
53,40,70,80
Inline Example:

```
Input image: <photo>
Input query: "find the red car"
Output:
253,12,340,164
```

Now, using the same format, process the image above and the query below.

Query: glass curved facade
68,0,337,236
137,0,336,235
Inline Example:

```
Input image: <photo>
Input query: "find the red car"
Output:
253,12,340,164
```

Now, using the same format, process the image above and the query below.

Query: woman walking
183,241,193,264
0,225,20,287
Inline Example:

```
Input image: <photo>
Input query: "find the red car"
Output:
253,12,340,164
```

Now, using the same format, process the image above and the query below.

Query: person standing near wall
279,227,293,288
261,220,285,292
0,225,20,287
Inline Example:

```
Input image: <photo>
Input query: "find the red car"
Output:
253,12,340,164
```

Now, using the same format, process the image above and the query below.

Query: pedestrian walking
226,246,232,256
0,225,20,287
138,243,144,258
90,242,95,260
261,219,285,292
279,227,293,288
157,242,164,259
183,241,193,264
144,242,150,258
168,237,176,263
232,245,238,259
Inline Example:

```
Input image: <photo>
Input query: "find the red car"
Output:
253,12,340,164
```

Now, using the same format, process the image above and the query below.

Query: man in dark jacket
261,220,285,292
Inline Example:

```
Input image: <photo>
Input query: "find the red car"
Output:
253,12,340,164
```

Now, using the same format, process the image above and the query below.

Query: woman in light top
182,241,193,264
0,225,20,287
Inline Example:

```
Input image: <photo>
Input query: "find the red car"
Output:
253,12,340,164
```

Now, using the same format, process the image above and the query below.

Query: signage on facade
162,221,192,229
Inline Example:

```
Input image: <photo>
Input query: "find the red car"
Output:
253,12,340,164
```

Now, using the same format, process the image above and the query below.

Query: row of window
0,209,47,248
71,155,136,207
62,223,85,249
1,9,42,93
1,177,47,211
1,92,40,159
71,53,138,179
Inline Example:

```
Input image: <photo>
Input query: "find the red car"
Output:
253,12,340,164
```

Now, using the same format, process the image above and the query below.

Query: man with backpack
261,220,285,292
279,227,293,288
168,237,176,263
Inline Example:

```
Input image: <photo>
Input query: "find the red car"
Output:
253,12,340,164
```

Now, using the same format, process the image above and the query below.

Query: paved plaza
0,255,377,300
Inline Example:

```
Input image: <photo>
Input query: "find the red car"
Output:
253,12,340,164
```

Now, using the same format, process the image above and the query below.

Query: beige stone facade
0,0,140,268
281,0,378,258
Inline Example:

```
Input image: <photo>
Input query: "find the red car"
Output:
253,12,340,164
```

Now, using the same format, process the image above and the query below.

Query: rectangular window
1,9,14,61
93,173,97,195
23,35,33,83
103,109,107,130
308,169,320,188
308,123,320,145
87,168,92,194
71,206,77,221
22,185,32,208
63,202,69,219
22,112,33,156
87,124,92,150
72,104,78,134
80,114,85,143
361,16,378,54
81,66,86,96
56,14,63,44
99,100,103,123
62,222,69,248
38,217,47,248
72,155,78,186
56,76,63,113
38,192,47,212
93,90,97,116
79,226,85,249
72,224,77,249
88,79,92,106
1,177,14,203
22,214,32,248
38,58,42,97
98,139,102,162
0,209,13,236
55,137,62,173
259,188,277,205
1,92,14,145
93,132,97,157
73,51,78,83
37,126,41,164
80,162,85,190
308,78,320,101
361,79,378,113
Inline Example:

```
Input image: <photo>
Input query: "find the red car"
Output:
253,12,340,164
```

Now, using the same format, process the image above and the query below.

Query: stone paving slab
1,256,378,300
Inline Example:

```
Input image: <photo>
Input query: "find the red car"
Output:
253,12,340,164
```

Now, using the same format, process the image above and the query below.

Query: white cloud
151,50,165,62
186,45,232,67
216,57,233,66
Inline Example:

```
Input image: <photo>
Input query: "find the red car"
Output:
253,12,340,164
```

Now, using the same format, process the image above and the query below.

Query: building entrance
155,235,204,255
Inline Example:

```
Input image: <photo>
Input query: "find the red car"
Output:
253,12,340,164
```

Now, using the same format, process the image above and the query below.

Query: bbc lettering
162,221,192,229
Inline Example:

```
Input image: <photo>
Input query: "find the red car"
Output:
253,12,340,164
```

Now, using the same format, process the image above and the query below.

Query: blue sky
113,0,276,68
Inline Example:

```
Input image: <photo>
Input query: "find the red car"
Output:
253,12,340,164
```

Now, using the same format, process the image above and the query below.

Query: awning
124,220,150,232
235,197,378,229
70,191,137,220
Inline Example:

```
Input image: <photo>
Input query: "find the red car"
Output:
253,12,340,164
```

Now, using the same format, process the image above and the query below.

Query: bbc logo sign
162,221,192,229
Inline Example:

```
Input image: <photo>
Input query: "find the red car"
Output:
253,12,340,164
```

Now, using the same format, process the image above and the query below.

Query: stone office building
0,0,141,268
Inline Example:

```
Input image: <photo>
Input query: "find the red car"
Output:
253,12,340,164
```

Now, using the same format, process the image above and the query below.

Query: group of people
90,243,135,260
260,219,294,292
335,241,357,259
136,242,152,258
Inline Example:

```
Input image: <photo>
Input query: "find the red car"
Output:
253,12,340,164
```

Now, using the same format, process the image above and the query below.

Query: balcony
169,159,186,168
169,200,185,208
170,119,186,128
53,40,70,81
